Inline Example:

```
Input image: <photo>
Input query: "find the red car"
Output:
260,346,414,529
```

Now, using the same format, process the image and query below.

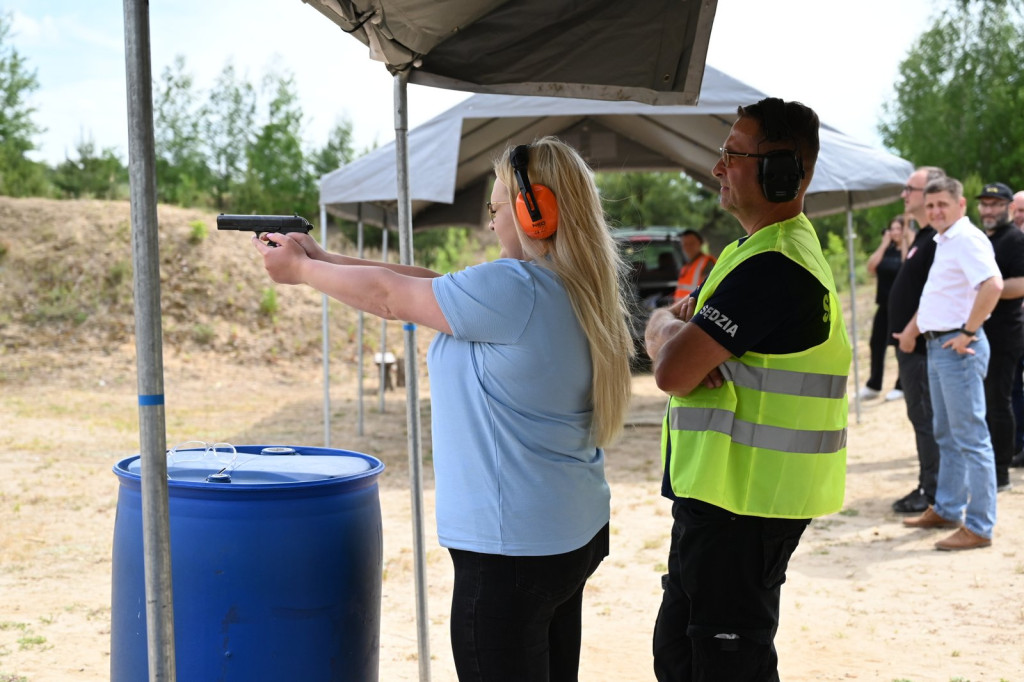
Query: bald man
1013,191,1024,230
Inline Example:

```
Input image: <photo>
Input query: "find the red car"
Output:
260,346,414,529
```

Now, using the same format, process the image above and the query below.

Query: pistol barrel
216,214,313,234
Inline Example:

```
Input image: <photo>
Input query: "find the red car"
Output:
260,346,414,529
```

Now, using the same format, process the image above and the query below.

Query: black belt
922,329,960,340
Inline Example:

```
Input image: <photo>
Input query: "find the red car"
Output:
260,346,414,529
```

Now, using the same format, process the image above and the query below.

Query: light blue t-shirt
428,258,610,556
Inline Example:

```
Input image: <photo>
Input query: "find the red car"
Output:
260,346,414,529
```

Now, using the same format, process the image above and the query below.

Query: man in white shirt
896,177,1003,551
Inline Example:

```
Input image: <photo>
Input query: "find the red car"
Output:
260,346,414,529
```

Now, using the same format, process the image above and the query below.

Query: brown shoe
903,505,961,529
935,527,992,551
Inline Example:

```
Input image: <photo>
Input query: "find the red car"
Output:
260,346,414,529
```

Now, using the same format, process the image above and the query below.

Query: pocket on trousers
760,519,809,590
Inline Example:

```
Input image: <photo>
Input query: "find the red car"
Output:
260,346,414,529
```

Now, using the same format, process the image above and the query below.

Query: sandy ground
2,340,1024,682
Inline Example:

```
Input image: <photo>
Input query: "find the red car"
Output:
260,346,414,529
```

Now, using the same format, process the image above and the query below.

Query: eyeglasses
486,201,508,220
901,185,924,194
718,147,774,168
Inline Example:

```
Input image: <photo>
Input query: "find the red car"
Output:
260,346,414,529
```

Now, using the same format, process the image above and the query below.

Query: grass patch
192,323,215,345
188,220,208,244
259,287,279,317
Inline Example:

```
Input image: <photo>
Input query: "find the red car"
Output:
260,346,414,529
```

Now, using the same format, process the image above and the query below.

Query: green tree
596,171,741,252
202,61,256,210
0,12,48,196
154,55,211,206
879,0,1024,190
310,117,356,179
51,134,128,199
236,70,316,215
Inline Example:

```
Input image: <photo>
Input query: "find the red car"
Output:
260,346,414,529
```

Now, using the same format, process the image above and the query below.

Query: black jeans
984,331,1024,476
652,499,809,682
896,349,940,497
448,524,609,682
1013,352,1024,451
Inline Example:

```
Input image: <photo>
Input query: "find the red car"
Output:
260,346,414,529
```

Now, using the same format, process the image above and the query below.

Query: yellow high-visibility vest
662,213,851,518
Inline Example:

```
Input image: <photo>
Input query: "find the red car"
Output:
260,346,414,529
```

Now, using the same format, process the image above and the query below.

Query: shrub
259,287,278,317
192,323,215,345
188,220,208,244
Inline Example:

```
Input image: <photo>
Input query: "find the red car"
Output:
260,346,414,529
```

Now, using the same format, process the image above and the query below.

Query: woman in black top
860,216,909,400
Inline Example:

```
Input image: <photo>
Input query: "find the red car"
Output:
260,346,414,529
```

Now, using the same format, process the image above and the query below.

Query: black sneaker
892,487,932,513
997,468,1012,493
1011,450,1024,468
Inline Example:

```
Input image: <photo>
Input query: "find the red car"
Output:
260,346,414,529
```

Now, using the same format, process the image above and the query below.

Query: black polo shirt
984,220,1024,338
888,226,937,355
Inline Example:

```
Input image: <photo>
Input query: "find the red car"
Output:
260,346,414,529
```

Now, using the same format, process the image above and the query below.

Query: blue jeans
927,330,997,538
448,524,609,682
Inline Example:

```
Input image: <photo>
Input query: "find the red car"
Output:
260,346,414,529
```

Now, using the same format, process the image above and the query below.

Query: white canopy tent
320,66,912,228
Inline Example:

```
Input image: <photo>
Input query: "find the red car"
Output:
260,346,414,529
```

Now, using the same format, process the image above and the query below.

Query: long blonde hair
493,137,633,446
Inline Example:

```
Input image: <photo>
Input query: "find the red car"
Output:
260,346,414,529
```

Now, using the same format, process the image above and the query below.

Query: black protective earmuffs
758,98,805,203
510,144,559,239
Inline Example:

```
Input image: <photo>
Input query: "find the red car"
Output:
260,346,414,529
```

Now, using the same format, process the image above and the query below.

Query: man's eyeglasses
718,147,774,168
486,201,508,220
901,185,924,194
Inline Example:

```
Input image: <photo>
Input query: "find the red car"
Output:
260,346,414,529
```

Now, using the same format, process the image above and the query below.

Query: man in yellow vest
645,97,851,681
673,229,717,300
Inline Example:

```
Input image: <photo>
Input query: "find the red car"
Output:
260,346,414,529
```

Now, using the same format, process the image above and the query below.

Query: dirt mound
0,197,366,380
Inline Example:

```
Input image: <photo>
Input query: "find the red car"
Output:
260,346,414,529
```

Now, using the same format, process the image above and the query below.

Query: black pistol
217,214,313,245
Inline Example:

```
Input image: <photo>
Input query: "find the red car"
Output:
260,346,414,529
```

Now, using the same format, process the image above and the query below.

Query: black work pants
448,524,609,682
896,349,940,497
652,499,809,682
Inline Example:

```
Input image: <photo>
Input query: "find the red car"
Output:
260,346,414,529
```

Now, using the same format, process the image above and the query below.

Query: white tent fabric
320,65,914,226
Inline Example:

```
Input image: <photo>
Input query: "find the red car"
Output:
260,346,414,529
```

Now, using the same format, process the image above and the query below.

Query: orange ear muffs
515,184,559,239
510,144,559,240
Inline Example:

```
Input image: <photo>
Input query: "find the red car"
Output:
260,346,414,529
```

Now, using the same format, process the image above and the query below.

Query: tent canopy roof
301,0,717,105
320,65,913,230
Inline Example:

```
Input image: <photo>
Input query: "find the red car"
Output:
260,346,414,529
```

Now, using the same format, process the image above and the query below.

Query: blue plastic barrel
110,445,385,681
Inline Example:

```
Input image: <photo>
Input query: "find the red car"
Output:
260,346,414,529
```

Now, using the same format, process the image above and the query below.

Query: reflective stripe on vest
668,406,847,454
718,360,847,400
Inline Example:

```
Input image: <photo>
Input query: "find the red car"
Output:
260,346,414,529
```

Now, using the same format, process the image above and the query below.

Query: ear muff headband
510,144,559,239
758,98,804,203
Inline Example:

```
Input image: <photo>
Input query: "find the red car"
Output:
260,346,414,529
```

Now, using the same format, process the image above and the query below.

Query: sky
7,1,938,167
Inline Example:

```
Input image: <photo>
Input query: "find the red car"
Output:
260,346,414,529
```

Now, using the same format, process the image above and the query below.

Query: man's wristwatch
959,326,978,338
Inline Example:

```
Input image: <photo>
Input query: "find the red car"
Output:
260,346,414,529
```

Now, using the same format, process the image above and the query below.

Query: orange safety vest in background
673,252,717,299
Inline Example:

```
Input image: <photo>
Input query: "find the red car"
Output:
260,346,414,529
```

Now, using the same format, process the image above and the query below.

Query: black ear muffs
510,144,559,239
758,98,804,203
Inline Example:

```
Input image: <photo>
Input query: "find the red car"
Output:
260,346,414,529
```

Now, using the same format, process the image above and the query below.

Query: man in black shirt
976,182,1024,491
888,166,947,513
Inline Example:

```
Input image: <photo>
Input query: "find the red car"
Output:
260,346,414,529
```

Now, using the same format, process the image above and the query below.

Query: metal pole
395,70,431,682
321,202,331,447
356,205,365,436
122,1,175,679
845,196,862,424
378,222,389,413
